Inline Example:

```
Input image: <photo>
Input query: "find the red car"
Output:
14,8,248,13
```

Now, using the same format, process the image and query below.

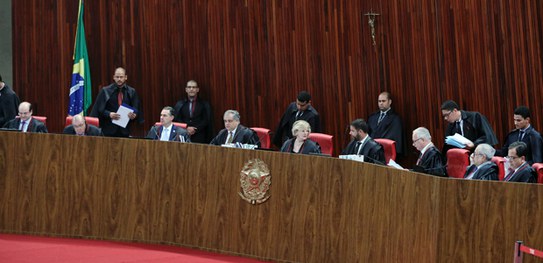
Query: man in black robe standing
0,74,20,128
495,106,542,165
90,67,144,137
367,91,404,156
273,91,320,148
441,100,498,161
173,80,213,143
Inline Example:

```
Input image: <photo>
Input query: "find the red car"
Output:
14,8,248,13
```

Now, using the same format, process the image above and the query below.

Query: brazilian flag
68,0,91,116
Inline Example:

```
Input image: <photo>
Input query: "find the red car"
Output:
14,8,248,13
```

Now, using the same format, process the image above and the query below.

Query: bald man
90,67,144,137
3,102,48,133
63,114,102,136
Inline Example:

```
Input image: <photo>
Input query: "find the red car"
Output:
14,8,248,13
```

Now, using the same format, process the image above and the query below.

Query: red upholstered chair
532,163,543,184
374,138,397,163
32,116,47,125
308,133,334,156
491,156,507,181
65,116,100,127
154,122,188,129
446,148,470,178
251,127,271,149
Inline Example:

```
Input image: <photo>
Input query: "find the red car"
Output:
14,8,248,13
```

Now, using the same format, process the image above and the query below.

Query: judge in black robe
503,142,537,183
63,124,102,136
412,127,446,177
341,119,385,165
210,110,260,147
280,120,321,155
464,162,499,180
146,125,190,142
3,117,48,133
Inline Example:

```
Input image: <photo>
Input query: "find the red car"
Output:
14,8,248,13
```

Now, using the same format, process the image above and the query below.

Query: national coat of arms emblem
238,159,271,205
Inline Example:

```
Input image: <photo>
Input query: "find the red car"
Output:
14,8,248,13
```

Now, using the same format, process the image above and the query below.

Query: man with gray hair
412,127,446,177
210,110,260,147
63,114,102,136
463,143,499,180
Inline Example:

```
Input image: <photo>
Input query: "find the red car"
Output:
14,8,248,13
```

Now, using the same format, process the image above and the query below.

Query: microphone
153,125,161,140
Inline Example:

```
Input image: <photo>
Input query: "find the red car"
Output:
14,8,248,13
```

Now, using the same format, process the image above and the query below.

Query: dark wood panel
11,0,543,161
1,132,543,262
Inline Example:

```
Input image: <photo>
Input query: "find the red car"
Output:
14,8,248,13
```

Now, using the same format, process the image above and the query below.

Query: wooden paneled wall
0,132,542,262
11,0,543,157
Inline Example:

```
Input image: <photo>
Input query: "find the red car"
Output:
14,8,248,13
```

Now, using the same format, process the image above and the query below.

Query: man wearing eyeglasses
463,143,499,180
411,127,446,177
440,100,497,161
173,80,213,143
273,91,320,148
504,141,536,183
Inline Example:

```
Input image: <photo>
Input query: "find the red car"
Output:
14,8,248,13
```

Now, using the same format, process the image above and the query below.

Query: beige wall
0,0,12,85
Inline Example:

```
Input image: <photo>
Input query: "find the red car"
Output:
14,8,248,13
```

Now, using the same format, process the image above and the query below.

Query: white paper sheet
339,154,365,162
387,159,404,169
112,104,135,128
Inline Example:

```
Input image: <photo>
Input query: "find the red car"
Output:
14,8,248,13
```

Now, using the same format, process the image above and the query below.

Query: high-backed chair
251,127,271,149
446,148,470,178
532,163,543,183
308,133,334,156
65,116,100,127
491,156,507,181
154,122,188,129
374,138,397,163
31,116,47,125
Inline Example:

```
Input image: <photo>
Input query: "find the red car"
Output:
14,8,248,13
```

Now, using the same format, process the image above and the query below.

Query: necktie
466,166,478,179
296,111,303,120
518,130,525,141
504,168,515,181
20,120,26,131
455,121,462,135
377,112,386,124
416,153,422,165
355,141,363,155
117,89,124,106
189,100,194,118
226,131,234,144
160,128,169,141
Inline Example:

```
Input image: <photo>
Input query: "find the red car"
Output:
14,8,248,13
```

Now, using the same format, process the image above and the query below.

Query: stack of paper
445,133,473,148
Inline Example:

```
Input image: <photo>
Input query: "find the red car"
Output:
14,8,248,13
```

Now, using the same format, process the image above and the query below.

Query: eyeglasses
412,138,422,144
186,86,198,89
506,156,520,160
471,153,484,158
442,111,453,119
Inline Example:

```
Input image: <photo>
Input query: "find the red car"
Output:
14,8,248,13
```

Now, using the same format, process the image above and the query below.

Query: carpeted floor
0,234,268,263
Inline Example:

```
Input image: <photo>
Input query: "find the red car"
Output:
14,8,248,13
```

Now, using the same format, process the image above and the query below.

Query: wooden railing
0,132,542,262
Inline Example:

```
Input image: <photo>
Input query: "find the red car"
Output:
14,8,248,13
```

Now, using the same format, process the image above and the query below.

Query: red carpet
0,234,268,263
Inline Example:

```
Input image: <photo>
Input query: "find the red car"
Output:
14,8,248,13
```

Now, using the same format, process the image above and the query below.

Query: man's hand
187,126,197,135
110,112,121,120
128,112,137,120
